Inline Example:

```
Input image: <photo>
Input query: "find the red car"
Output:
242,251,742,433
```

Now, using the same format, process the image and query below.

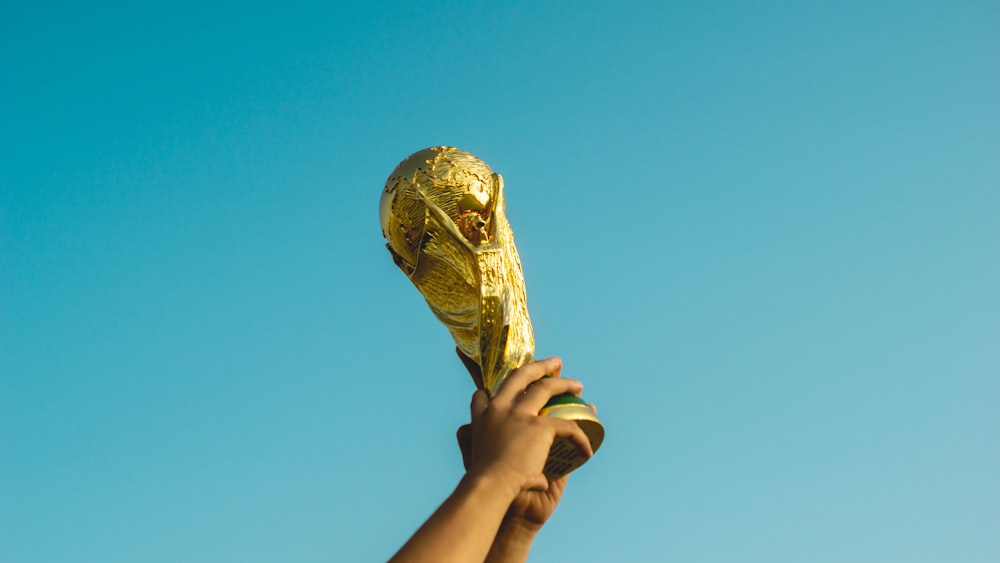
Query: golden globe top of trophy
379,146,604,478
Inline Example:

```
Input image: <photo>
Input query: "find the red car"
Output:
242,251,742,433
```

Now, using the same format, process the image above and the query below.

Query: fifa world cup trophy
379,146,604,478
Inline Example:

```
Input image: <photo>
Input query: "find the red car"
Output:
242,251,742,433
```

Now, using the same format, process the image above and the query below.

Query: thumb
469,389,489,421
525,472,550,493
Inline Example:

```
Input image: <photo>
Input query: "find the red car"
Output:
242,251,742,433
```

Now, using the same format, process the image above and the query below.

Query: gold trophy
379,146,604,478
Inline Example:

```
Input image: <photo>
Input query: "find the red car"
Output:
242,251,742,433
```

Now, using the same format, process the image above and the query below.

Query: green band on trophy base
540,394,605,478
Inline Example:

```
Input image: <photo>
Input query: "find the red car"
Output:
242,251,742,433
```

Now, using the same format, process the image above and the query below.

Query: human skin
459,422,571,563
388,357,593,563
456,351,590,563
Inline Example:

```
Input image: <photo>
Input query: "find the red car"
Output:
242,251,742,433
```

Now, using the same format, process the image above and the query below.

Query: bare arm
389,357,593,563
482,474,569,563
389,470,519,563
456,351,591,563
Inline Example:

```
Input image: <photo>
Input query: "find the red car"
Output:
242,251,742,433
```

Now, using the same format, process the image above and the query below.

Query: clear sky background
2,1,998,562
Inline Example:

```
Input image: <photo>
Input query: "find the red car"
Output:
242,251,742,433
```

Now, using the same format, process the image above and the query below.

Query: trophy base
539,394,604,479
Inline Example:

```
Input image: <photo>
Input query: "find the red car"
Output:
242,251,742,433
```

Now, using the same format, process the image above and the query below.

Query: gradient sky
2,1,998,562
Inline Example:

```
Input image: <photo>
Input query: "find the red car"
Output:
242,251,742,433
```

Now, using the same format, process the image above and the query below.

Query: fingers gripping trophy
379,146,604,478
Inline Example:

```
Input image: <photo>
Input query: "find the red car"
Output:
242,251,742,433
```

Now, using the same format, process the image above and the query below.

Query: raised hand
456,350,593,562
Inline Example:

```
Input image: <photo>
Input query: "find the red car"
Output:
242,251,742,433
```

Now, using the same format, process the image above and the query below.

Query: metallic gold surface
380,146,533,396
380,146,603,476
539,404,605,479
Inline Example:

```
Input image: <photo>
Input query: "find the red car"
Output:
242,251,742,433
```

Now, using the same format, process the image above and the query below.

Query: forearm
485,518,541,563
389,472,518,563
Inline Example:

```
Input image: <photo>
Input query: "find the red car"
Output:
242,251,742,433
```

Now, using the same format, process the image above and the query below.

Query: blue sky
2,1,998,561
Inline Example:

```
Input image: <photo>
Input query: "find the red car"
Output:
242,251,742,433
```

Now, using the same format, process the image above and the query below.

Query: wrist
500,514,542,540
485,514,539,563
461,466,522,507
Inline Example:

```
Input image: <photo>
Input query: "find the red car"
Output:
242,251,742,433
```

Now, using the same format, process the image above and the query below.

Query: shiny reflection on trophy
379,146,604,478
